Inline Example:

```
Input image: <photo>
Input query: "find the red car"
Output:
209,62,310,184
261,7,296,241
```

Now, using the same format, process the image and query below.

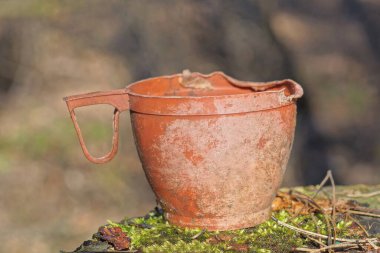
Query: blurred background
0,0,379,252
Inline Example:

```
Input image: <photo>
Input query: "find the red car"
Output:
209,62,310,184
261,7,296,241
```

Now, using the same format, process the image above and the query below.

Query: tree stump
64,185,380,253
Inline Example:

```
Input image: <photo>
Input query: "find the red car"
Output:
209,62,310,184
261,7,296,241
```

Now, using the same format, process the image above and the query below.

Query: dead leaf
98,226,131,250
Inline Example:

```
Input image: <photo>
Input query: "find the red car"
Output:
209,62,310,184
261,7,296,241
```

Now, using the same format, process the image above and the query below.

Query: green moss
97,209,357,253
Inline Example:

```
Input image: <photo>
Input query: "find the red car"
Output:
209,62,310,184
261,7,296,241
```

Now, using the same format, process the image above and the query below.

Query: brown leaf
98,226,131,250
271,196,289,211
271,191,353,215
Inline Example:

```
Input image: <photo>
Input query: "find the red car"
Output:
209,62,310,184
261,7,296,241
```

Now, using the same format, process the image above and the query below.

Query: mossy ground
106,209,355,253
73,210,356,253
71,185,380,253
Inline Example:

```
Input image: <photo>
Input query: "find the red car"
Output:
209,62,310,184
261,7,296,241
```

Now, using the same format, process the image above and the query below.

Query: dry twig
306,234,327,248
346,210,380,219
347,190,380,198
271,216,379,244
294,170,337,246
294,243,359,252
191,229,205,239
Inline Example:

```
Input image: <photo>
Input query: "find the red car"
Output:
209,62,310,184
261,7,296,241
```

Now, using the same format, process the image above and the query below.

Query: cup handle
63,89,129,164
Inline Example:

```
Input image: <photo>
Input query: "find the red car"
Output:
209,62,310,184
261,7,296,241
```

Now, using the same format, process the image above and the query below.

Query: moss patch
71,209,359,253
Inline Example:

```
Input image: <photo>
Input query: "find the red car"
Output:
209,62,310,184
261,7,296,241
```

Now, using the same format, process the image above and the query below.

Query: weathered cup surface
64,71,302,230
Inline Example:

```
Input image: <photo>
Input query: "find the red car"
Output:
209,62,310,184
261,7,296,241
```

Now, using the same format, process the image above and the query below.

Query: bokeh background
0,0,379,252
